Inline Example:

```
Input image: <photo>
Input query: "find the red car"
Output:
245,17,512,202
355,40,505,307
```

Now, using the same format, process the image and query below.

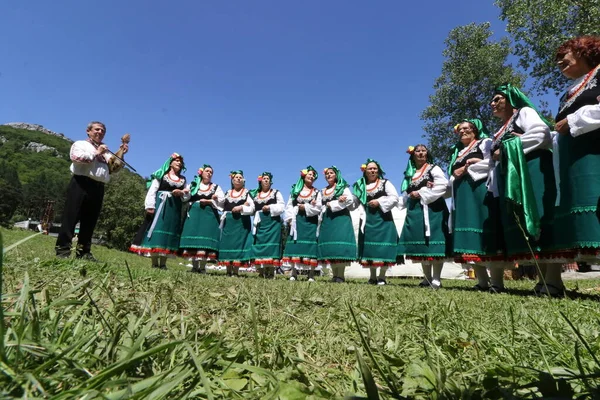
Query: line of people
128,36,600,296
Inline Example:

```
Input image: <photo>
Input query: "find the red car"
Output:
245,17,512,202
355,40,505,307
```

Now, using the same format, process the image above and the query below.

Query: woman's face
365,162,379,183
413,146,428,164
201,168,213,182
304,170,316,186
457,122,476,146
260,175,271,190
325,169,336,185
231,174,245,189
490,94,512,119
557,50,592,79
170,158,183,173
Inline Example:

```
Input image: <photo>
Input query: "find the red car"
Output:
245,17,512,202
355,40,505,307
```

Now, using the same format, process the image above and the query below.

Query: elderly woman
249,172,286,278
552,36,600,281
130,153,190,269
447,120,503,291
179,164,224,273
218,170,255,277
489,84,556,294
398,145,450,289
353,159,399,285
282,166,322,282
318,166,357,283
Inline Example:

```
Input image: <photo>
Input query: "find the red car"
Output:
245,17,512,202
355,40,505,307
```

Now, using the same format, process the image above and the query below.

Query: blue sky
1,0,539,192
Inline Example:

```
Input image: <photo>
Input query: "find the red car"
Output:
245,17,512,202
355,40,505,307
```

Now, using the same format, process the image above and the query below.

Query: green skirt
553,132,600,253
251,212,282,262
219,213,253,265
179,202,220,259
283,213,318,266
318,209,357,262
132,192,183,256
398,197,450,258
452,176,499,259
499,149,555,258
358,207,398,265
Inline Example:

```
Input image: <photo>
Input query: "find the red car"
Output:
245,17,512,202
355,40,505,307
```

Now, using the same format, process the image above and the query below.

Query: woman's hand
172,189,184,197
339,195,347,202
298,204,305,211
409,191,421,199
147,208,155,215
466,158,482,165
262,205,270,212
555,118,571,135
200,199,213,205
453,166,467,178
232,205,243,213
368,199,379,208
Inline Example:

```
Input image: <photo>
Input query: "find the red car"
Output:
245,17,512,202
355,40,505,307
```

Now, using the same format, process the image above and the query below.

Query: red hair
556,36,600,68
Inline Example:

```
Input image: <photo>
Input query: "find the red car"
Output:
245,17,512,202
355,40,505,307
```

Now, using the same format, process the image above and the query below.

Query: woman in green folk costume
218,170,255,277
130,153,190,269
398,145,450,289
447,120,504,291
179,164,225,273
489,84,557,294
552,36,600,275
249,172,286,278
318,166,358,283
282,166,322,282
353,159,400,285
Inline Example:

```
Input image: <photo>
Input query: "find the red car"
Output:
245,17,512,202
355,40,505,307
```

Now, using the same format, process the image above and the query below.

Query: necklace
231,188,244,198
494,116,513,140
412,163,430,181
458,140,477,157
199,182,212,192
298,187,314,198
258,189,272,199
567,65,599,100
366,179,380,192
323,186,335,195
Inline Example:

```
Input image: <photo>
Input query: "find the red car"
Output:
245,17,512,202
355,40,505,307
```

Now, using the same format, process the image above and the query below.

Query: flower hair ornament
300,168,309,177
360,163,367,172
257,176,263,181
406,146,415,155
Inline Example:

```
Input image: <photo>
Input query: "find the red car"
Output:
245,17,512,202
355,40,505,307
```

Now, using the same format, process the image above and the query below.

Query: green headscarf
447,119,490,175
229,170,244,190
147,152,185,189
189,164,212,196
352,158,385,205
494,84,553,128
323,166,349,198
401,145,434,193
290,166,318,200
249,171,273,198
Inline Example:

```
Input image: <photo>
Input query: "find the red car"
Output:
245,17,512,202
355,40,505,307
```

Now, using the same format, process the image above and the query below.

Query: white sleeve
241,192,255,215
328,187,354,212
418,166,448,205
144,179,160,210
304,191,323,217
214,185,225,209
378,181,399,213
567,104,600,137
70,141,96,164
284,196,294,222
269,191,286,216
467,138,492,182
181,178,191,202
517,107,551,154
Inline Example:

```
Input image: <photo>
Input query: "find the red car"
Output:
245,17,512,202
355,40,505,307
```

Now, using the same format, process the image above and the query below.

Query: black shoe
76,252,99,262
336,277,346,283
158,265,167,270
489,285,505,294
368,278,377,285
377,278,387,286
56,251,71,259
472,284,490,292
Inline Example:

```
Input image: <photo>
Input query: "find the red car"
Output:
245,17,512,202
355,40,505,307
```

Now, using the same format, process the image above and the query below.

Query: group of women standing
129,36,600,296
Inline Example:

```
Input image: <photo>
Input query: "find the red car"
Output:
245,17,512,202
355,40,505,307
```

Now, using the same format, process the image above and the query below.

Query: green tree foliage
496,0,600,95
97,170,146,251
19,171,69,222
0,161,23,226
420,23,525,164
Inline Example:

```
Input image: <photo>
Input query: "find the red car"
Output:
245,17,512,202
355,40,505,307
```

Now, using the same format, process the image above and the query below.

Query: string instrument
107,133,134,173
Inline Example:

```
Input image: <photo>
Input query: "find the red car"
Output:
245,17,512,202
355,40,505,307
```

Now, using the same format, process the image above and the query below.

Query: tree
0,161,23,226
421,23,525,164
19,171,69,222
496,0,600,95
96,170,146,251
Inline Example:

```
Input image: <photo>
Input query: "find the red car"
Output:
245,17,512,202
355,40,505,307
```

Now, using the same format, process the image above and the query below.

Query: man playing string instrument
55,121,129,260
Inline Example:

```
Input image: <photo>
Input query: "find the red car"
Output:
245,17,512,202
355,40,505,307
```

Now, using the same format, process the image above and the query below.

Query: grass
1,227,600,399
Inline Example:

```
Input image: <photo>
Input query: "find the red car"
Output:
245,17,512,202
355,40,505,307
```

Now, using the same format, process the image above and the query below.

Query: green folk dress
218,189,254,266
250,189,285,266
318,186,357,264
282,187,321,269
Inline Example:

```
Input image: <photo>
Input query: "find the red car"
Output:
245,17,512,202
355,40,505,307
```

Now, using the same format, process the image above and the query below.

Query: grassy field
1,227,600,399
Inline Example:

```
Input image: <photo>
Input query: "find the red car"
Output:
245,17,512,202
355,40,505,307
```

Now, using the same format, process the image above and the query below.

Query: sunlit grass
1,227,599,398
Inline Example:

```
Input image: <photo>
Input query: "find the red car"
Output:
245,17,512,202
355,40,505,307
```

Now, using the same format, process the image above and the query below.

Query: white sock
473,265,489,287
490,268,504,288
432,262,443,282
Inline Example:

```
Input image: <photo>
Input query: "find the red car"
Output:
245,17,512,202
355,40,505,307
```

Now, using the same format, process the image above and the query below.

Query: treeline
422,0,600,163
0,125,147,250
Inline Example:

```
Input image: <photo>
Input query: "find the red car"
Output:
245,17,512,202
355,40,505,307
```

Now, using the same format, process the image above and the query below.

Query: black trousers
55,175,105,255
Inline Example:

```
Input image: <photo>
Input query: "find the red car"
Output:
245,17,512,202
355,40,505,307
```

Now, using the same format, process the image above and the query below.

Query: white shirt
69,140,112,184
